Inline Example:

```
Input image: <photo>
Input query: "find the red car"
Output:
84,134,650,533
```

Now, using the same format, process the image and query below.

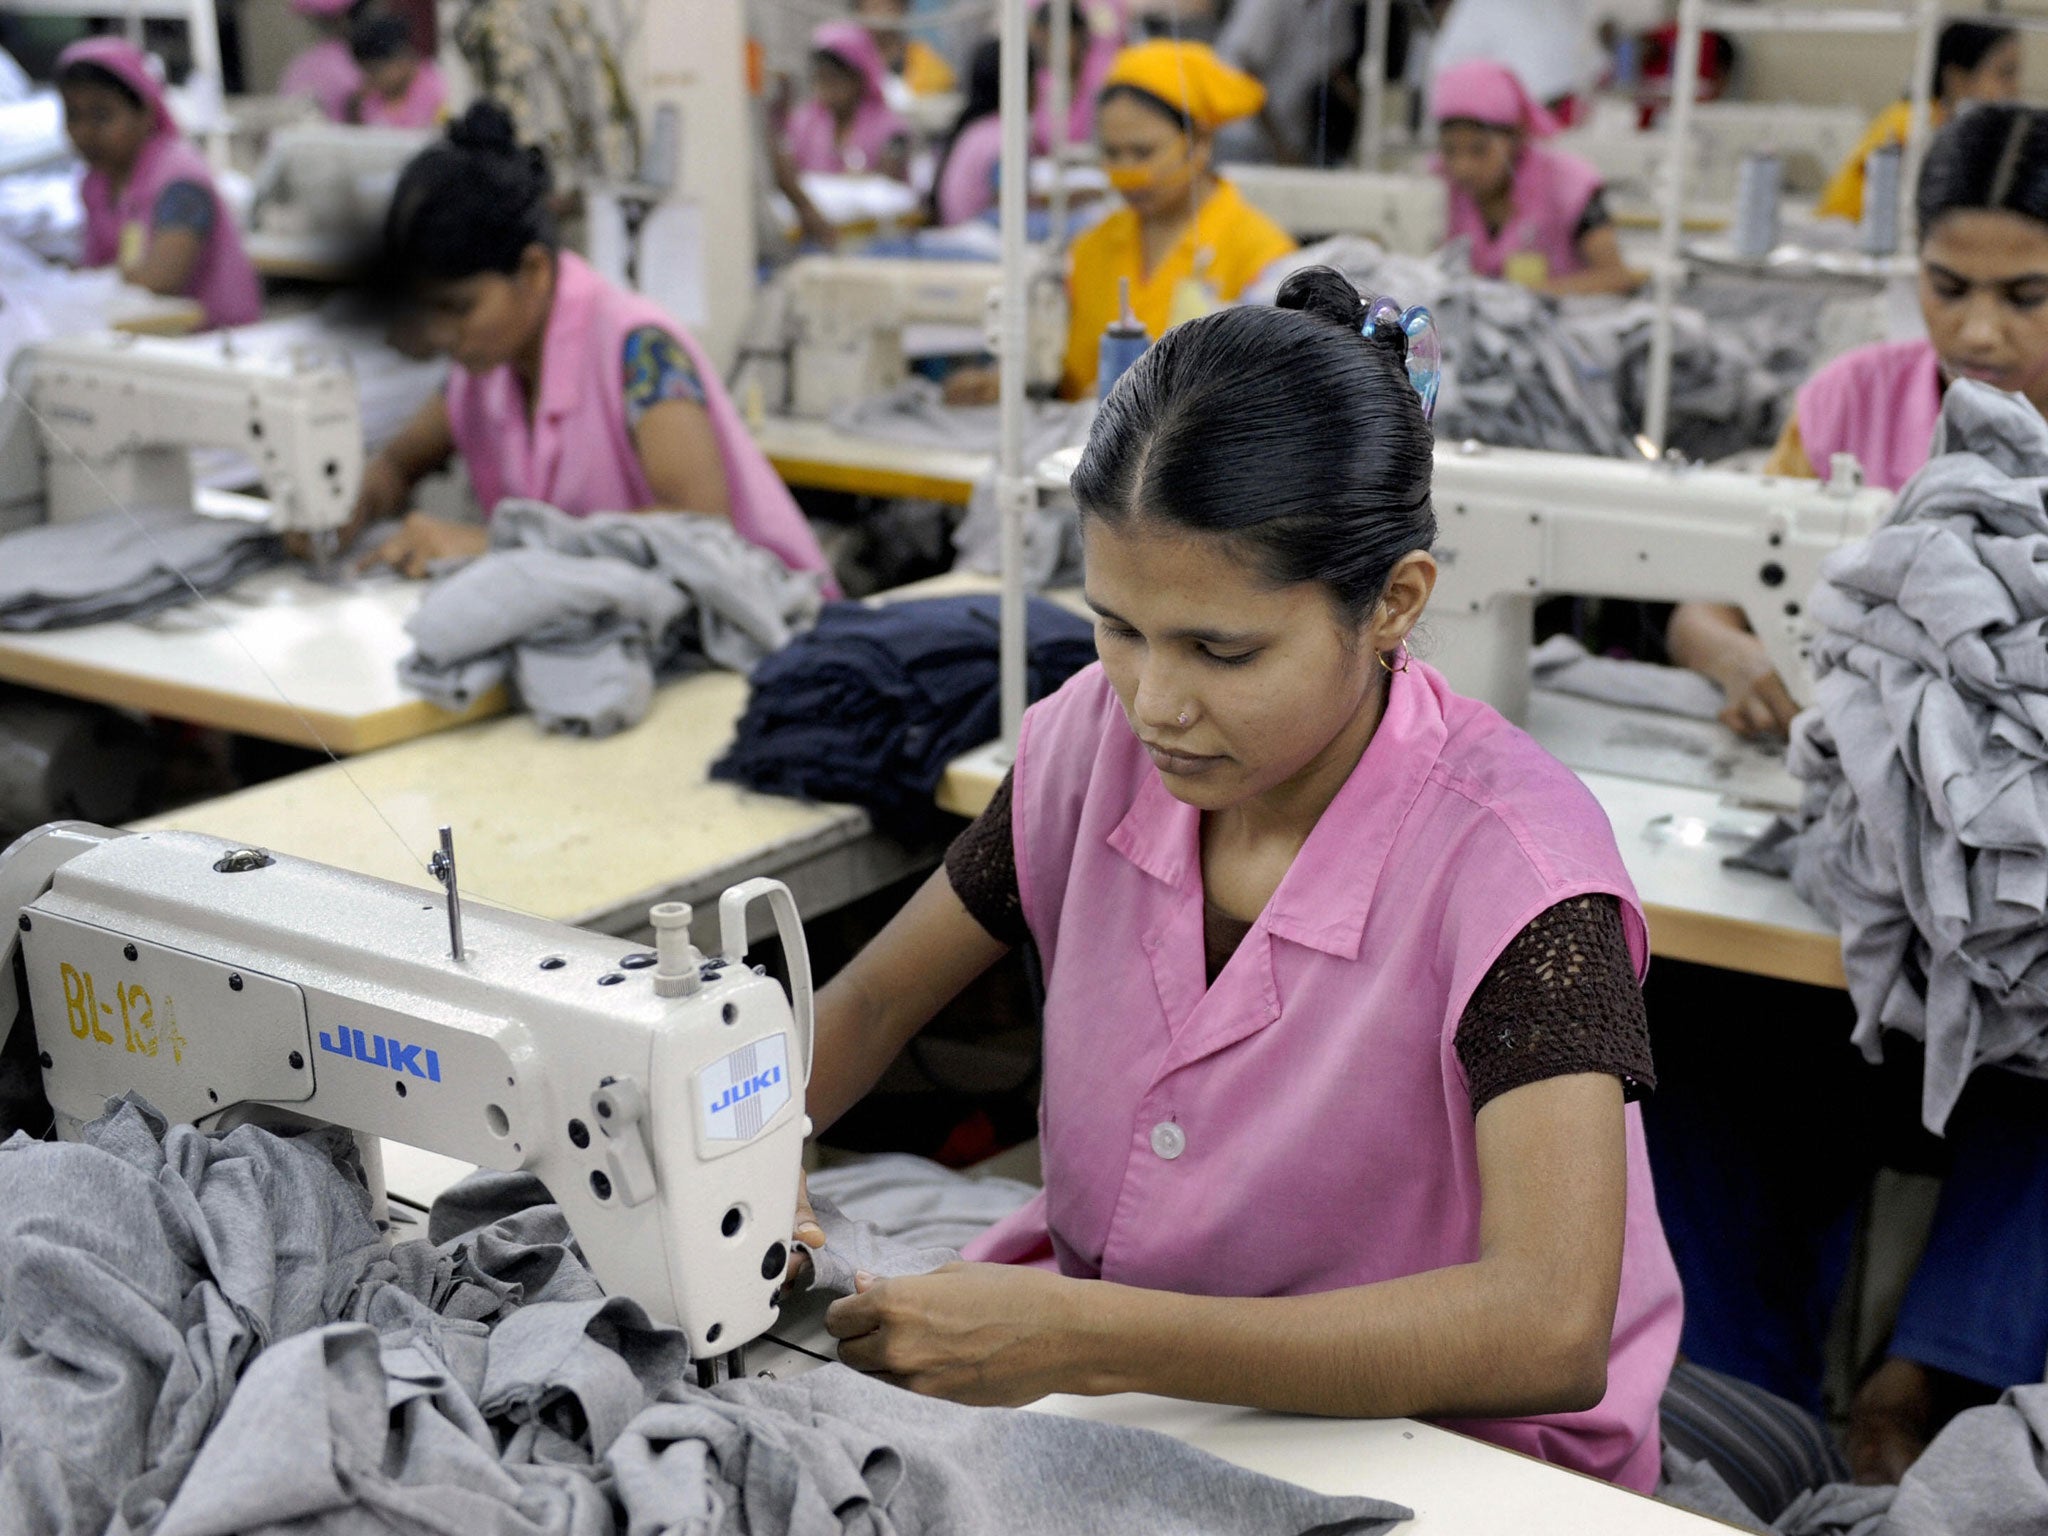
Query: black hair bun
1275,265,1368,332
448,99,521,156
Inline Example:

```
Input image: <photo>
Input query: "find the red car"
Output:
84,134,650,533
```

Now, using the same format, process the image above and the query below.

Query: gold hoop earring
1376,645,1409,676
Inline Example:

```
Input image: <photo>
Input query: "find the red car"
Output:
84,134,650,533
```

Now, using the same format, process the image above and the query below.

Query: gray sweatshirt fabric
401,501,826,738
1782,381,2048,1132
0,507,283,630
1,1101,1410,1536
1659,1383,2048,1535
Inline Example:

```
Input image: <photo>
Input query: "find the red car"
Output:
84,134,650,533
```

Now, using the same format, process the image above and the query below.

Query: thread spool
1097,276,1150,403
1860,141,1903,257
1731,150,1781,261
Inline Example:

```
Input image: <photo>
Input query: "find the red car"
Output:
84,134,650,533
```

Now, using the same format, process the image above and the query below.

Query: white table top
131,668,871,932
0,557,500,753
751,414,992,506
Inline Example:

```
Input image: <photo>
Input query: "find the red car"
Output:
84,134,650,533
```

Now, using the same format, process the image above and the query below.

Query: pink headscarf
784,20,911,176
1431,59,1560,138
55,36,173,136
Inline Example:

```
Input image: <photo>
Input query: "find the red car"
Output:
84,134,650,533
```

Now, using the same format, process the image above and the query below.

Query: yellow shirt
1061,178,1297,398
904,39,956,96
1815,99,1947,222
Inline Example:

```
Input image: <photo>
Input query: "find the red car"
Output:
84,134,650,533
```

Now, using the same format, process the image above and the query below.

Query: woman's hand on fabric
356,511,489,578
783,1167,825,1291
1711,651,1801,740
1667,601,1801,739
824,1262,1086,1406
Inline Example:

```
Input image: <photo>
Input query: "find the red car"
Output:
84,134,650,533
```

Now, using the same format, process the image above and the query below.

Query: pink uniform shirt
965,660,1683,1490
61,38,260,331
1443,141,1605,282
356,60,446,129
443,253,833,584
279,38,361,123
1795,337,1942,493
934,114,1002,226
1034,0,1126,153
784,21,910,176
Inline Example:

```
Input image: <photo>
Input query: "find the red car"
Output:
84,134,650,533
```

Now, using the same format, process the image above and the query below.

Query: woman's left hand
357,511,490,578
824,1262,1087,1406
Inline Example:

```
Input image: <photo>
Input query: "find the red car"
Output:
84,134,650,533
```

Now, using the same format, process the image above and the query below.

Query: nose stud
1177,711,1190,727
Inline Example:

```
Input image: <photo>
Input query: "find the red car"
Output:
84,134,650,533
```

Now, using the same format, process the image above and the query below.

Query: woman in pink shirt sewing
1431,59,1641,297
797,268,1685,1490
780,21,911,181
348,104,829,583
279,0,362,123
1670,104,2048,739
346,10,446,130
57,37,260,331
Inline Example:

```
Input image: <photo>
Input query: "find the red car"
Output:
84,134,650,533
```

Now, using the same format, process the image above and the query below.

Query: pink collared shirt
442,253,834,584
1795,337,1942,493
1442,142,1605,282
279,38,360,123
965,660,1683,1490
356,61,446,129
78,133,260,331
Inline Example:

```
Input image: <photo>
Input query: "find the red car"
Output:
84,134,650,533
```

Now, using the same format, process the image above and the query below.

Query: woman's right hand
353,453,412,531
1704,633,1801,740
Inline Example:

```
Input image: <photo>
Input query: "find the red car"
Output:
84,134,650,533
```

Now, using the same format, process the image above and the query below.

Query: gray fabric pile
401,500,827,738
0,1100,1412,1536
1781,381,2048,1133
0,507,282,630
1247,240,1815,462
1660,1385,2048,1535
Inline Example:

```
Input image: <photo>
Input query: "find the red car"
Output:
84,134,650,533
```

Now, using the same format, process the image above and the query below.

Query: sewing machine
1226,165,1447,253
0,330,363,541
0,822,813,1364
249,121,431,247
1426,441,1892,720
782,254,1067,417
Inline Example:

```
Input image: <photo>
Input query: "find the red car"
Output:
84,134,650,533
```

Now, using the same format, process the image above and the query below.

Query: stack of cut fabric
1782,381,2048,1134
0,1096,1411,1536
1248,240,1817,462
713,594,1097,833
0,506,281,630
400,500,827,738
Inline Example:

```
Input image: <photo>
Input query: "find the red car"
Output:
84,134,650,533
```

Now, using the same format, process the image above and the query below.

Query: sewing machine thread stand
427,825,463,961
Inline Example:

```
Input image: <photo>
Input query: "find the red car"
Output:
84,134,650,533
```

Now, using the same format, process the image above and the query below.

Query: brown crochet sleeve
1454,894,1656,1116
943,769,1027,948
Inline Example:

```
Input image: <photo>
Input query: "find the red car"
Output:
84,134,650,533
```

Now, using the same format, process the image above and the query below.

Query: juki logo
318,1026,442,1082
708,1063,782,1117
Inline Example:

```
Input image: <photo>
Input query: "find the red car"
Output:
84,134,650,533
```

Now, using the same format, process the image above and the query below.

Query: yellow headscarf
1100,40,1265,131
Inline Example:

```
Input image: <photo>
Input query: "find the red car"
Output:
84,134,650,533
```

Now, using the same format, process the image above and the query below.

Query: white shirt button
1149,1121,1186,1160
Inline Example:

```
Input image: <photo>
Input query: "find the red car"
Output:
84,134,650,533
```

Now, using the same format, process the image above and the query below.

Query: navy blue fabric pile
712,595,1097,833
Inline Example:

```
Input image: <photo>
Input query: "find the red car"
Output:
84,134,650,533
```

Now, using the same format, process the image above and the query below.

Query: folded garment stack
712,594,1098,834
1782,380,2048,1133
0,506,282,630
401,500,828,738
0,1097,1412,1536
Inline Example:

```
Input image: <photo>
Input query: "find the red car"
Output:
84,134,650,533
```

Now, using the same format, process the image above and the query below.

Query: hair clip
1362,295,1441,423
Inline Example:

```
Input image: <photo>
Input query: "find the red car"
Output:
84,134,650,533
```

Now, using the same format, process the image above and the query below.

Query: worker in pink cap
346,9,446,129
56,37,260,330
280,0,363,123
780,21,911,180
350,104,834,588
1431,59,1640,296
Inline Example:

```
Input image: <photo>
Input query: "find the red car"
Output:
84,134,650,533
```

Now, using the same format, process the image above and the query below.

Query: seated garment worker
1655,107,2048,1483
1061,42,1295,397
347,10,446,129
1671,103,2048,738
855,0,955,98
57,37,260,330
1815,21,2018,224
354,103,832,583
280,0,362,123
798,267,1684,1491
780,22,911,181
1431,59,1640,297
